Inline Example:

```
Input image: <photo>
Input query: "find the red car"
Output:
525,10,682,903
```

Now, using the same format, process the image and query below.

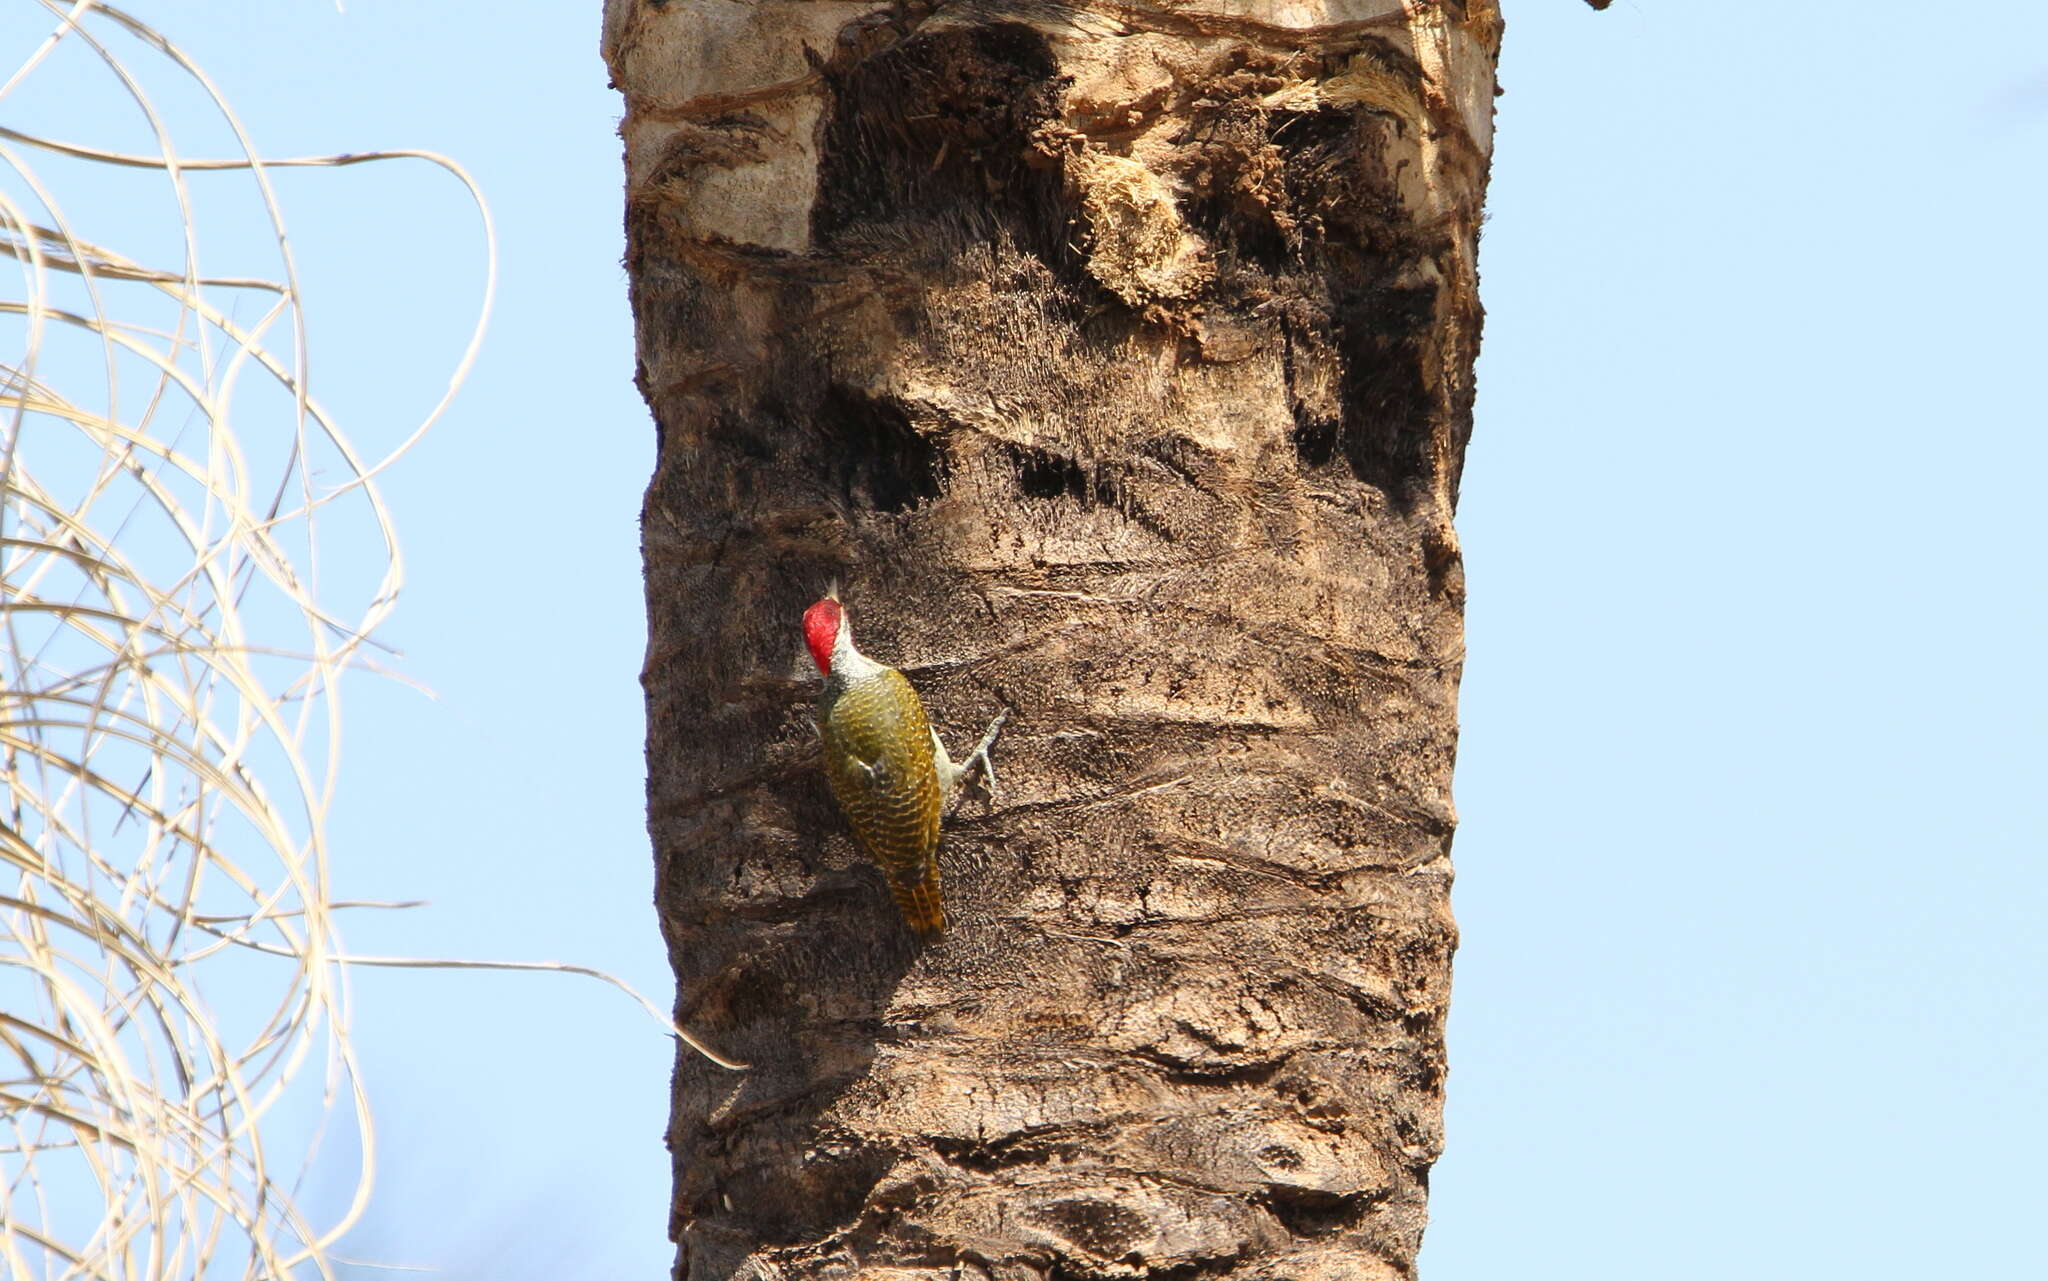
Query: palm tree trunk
606,1,1498,1276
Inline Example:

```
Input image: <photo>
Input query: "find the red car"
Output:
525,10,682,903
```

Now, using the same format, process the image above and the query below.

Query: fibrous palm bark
606,1,1498,1277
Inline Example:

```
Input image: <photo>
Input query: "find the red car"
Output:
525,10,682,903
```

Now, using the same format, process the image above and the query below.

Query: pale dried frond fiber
0,3,492,1276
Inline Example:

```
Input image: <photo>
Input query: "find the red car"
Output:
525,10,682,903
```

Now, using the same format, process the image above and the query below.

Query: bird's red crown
802,597,843,675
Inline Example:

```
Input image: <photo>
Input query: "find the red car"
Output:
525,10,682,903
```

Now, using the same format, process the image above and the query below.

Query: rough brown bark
607,1,1497,1276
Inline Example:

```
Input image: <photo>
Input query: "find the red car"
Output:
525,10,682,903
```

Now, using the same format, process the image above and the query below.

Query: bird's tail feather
890,868,947,938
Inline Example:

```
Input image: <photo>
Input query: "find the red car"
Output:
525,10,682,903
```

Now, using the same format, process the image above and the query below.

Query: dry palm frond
0,2,495,1276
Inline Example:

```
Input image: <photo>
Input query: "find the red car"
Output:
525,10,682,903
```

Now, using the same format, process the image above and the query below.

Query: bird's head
802,593,846,676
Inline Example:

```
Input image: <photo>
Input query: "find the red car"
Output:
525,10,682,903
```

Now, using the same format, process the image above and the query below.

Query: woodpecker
803,593,1005,937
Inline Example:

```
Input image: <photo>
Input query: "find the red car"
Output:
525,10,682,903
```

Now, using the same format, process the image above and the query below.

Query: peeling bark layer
607,2,1499,1277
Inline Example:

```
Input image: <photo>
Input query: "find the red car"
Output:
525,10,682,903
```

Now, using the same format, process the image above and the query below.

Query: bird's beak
825,578,841,602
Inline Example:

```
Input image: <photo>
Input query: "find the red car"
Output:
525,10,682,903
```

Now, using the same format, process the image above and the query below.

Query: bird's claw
963,707,1008,810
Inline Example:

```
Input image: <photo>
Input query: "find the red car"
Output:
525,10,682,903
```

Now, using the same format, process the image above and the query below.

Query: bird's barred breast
820,669,942,878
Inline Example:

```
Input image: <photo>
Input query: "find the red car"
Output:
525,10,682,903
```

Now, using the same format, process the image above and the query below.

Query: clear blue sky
12,2,2043,1277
